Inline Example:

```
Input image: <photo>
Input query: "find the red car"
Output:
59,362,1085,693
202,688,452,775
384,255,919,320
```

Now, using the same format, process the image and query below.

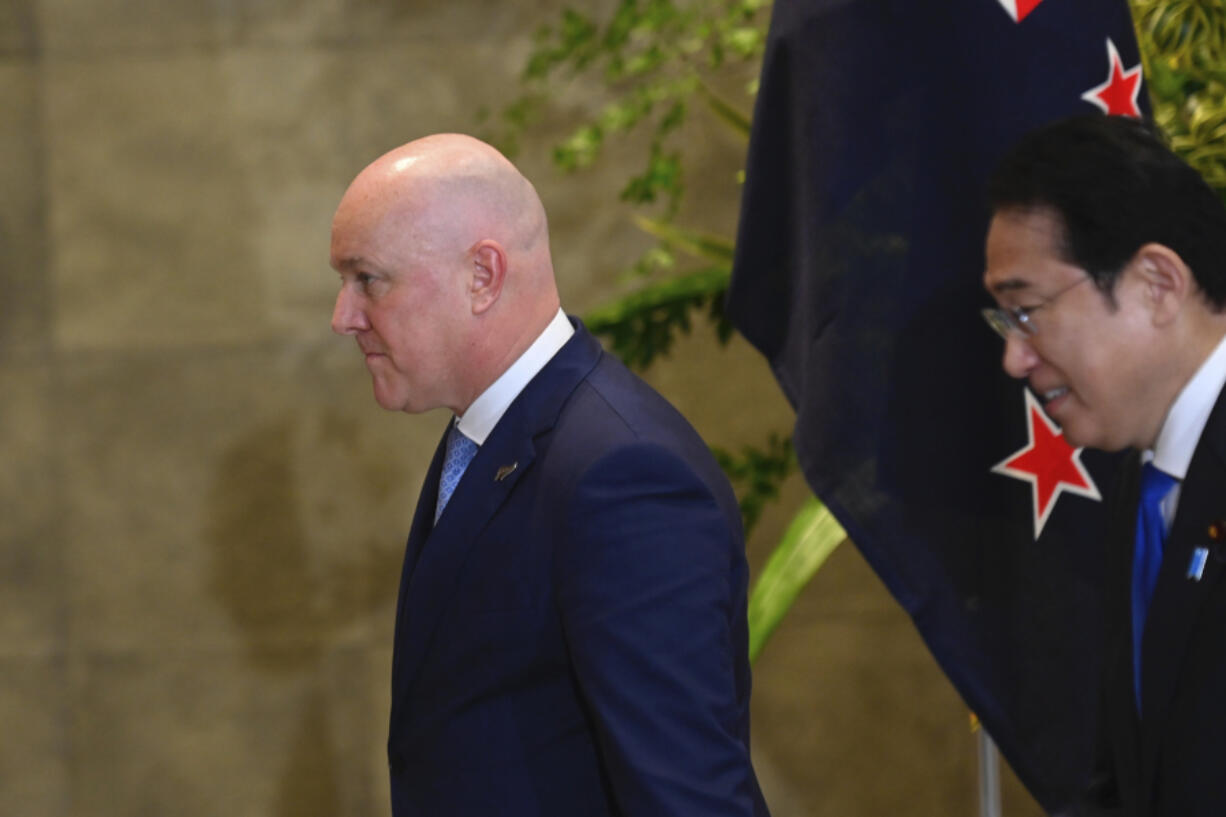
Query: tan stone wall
0,0,1045,814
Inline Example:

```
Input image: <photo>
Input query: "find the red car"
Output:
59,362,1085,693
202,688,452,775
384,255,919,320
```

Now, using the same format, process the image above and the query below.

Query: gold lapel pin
1190,520,1226,580
495,463,518,482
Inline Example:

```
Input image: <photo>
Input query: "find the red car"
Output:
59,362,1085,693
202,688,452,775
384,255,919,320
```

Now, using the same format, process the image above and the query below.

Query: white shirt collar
453,308,575,445
1149,331,1226,479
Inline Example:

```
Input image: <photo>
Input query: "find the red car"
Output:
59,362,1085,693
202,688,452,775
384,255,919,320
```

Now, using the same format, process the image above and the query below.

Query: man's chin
1056,416,1090,448
1047,401,1098,451
371,381,409,413
373,397,403,412
1060,421,1126,454
373,386,433,414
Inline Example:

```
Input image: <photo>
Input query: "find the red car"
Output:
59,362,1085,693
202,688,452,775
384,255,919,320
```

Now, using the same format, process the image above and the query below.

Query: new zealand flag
728,0,1144,810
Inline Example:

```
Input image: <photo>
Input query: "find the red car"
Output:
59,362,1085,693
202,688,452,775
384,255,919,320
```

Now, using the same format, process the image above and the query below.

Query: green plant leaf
554,124,605,171
698,82,753,138
584,265,730,369
721,25,764,58
748,497,847,663
620,142,684,209
711,434,797,536
631,215,736,261
1131,0,1226,196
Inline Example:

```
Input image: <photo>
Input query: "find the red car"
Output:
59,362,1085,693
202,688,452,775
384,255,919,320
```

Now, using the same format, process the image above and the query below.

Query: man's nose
1001,332,1040,379
331,287,368,336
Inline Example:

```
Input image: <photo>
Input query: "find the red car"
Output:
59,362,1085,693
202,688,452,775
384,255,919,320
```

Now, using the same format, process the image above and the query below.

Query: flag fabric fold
728,0,1143,809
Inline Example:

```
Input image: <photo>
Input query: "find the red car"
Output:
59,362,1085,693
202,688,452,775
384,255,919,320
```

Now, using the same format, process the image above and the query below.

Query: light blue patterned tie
435,426,479,523
1132,462,1178,713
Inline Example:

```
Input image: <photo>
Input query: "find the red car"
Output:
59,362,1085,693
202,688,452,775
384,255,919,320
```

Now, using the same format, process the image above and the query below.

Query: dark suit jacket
1082,384,1226,817
386,321,769,817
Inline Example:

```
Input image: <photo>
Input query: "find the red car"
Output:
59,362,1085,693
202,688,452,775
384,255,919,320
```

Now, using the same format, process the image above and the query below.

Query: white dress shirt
1145,331,1226,528
452,308,575,445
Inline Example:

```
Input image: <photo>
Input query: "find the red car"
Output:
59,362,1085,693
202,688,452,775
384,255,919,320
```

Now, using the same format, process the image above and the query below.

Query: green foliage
508,0,768,216
746,497,846,663
712,433,797,537
585,265,733,369
632,213,736,261
482,0,769,369
1131,0,1226,195
583,215,738,365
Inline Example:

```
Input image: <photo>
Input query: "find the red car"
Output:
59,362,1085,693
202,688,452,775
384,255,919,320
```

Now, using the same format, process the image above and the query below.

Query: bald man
330,134,769,817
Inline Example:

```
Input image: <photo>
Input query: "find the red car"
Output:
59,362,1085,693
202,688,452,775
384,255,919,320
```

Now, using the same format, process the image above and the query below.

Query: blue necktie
1132,462,1177,713
435,426,478,523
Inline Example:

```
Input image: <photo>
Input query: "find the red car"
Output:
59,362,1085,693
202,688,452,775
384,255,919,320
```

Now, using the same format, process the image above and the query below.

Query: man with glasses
981,114,1226,816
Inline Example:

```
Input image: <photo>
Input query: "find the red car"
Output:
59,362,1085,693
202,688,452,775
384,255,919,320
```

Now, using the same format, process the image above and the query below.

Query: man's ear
470,239,507,314
1133,243,1193,327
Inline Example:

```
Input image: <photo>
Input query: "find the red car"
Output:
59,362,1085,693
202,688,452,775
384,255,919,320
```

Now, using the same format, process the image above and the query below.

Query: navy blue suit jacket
387,321,769,816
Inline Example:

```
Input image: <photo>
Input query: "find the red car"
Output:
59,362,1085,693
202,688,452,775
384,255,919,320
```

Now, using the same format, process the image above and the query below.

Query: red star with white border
992,390,1102,540
1081,38,1143,117
995,0,1044,23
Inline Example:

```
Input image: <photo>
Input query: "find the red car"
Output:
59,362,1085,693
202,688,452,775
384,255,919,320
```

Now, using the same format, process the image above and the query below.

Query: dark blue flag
728,0,1144,810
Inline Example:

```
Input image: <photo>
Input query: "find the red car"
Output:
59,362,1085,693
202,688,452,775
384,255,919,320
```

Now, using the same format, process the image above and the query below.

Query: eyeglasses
981,276,1091,339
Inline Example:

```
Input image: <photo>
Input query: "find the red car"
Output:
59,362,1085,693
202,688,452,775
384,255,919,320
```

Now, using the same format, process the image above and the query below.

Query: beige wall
0,0,1044,814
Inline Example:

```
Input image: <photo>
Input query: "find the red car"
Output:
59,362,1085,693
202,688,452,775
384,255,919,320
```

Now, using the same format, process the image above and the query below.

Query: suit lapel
388,423,448,730
404,428,448,580
1139,387,1226,798
388,323,604,721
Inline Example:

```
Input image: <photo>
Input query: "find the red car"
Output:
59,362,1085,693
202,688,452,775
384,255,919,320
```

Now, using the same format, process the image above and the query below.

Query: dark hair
987,114,1226,308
